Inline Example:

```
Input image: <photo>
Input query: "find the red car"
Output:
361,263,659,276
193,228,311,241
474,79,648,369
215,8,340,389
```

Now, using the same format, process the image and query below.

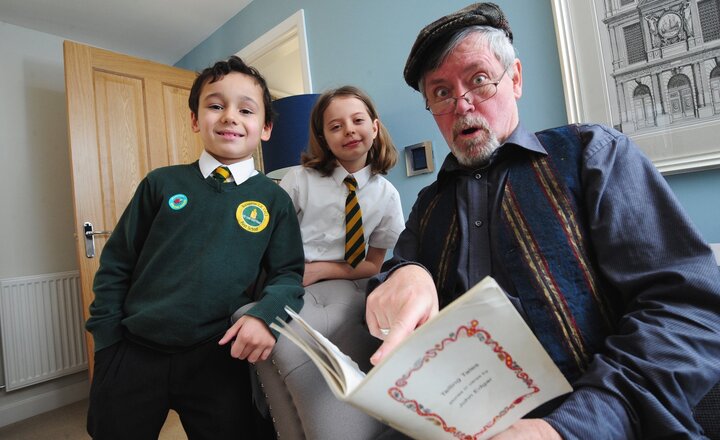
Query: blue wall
665,169,720,242
177,0,720,243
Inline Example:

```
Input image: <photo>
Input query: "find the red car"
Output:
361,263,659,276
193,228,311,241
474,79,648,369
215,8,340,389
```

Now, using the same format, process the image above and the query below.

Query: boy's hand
219,315,276,363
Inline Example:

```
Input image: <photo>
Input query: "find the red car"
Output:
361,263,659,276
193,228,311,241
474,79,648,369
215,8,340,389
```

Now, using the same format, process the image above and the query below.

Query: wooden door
64,41,203,371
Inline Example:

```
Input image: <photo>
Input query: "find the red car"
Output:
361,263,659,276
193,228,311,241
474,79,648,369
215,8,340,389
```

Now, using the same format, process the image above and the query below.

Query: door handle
83,222,112,258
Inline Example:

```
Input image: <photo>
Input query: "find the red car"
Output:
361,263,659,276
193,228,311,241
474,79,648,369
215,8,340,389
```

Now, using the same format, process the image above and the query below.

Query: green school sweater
87,162,304,351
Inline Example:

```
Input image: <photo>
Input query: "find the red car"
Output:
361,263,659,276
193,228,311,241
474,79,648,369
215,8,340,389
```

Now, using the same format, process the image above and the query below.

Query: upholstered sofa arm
233,278,385,440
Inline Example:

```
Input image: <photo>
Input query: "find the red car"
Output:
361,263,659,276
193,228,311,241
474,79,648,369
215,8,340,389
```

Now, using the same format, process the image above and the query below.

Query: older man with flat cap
367,2,720,439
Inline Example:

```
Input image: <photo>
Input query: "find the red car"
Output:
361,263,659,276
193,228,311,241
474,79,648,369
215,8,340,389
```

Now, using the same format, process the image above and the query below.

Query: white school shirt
198,150,258,185
279,165,405,262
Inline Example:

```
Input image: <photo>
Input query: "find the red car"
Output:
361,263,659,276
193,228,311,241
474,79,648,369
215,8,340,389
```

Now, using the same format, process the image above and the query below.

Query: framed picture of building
551,0,720,174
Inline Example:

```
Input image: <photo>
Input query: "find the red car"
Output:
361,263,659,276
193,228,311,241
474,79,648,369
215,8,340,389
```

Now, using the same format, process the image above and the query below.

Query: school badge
168,194,188,210
236,201,269,233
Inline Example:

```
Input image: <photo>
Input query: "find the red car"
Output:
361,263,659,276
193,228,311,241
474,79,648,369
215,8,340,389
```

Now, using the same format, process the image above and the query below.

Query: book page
271,319,347,394
271,309,367,398
348,277,573,440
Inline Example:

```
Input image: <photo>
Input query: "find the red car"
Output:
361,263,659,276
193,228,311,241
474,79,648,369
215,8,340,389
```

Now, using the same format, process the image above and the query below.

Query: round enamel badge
168,194,188,210
236,201,269,233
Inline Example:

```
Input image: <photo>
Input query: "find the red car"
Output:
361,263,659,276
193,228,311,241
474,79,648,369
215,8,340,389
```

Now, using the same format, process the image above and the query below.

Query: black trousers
87,335,256,440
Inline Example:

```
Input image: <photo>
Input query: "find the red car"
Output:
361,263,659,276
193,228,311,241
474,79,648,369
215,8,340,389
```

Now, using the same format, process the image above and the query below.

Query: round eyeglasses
425,67,510,116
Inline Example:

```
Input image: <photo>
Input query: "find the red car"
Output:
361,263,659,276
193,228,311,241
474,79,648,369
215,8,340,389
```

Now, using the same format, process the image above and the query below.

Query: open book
271,277,572,440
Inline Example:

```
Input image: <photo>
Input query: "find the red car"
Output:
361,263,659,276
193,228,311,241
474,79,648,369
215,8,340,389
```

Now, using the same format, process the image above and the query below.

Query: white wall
0,21,87,426
0,22,77,278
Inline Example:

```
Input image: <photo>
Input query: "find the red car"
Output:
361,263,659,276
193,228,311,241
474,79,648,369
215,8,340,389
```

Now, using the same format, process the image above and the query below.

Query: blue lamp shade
262,94,320,176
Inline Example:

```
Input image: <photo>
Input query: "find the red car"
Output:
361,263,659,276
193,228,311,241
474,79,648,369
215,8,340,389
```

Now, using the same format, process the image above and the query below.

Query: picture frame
550,0,720,175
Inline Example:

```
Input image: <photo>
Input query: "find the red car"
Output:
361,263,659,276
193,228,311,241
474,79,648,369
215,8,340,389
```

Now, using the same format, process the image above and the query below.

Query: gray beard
450,116,501,169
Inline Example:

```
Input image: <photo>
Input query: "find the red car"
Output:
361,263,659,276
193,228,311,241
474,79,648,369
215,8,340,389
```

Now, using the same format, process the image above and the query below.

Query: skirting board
0,376,89,428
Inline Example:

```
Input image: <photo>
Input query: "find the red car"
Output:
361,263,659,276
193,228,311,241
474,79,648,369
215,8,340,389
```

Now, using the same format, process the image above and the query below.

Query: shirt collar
503,123,546,155
332,164,372,188
438,123,547,179
198,150,258,185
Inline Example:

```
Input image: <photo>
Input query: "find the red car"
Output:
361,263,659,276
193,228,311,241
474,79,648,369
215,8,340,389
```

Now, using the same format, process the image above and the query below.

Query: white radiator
0,271,88,391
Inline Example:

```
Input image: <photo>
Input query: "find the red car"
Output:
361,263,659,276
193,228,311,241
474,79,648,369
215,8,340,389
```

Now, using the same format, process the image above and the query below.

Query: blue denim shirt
371,123,720,439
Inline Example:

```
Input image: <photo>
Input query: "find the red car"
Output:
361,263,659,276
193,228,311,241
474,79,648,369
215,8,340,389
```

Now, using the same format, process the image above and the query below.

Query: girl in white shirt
280,86,404,286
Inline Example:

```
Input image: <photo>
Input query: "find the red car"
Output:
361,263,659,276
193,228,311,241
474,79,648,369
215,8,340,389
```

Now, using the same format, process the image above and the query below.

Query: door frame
236,9,313,95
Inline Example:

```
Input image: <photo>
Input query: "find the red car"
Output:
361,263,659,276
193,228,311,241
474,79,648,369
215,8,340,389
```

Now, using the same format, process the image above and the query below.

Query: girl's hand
303,247,386,286
303,261,326,286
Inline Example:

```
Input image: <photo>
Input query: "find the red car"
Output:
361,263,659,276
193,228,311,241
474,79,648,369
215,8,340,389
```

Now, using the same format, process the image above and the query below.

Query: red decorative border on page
387,319,541,439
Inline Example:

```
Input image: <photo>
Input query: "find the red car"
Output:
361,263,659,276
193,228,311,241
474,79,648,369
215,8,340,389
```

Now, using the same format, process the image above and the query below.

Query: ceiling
0,0,253,65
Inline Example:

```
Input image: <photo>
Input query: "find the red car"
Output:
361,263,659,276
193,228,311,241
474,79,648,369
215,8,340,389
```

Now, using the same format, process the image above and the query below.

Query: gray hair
418,26,517,95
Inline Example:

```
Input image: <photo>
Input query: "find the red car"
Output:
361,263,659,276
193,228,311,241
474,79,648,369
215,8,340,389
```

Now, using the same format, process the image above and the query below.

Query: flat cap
403,2,513,91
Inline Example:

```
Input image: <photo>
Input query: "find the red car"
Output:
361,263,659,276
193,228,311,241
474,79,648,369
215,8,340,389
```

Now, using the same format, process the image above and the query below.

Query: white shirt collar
198,151,258,185
332,164,372,188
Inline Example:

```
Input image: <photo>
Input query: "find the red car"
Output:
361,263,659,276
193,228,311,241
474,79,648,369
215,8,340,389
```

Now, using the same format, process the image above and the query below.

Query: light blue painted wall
665,169,720,242
177,0,720,243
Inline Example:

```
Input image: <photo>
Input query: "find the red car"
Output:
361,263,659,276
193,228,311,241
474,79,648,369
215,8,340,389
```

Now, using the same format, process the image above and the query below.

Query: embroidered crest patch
236,201,269,233
168,194,188,210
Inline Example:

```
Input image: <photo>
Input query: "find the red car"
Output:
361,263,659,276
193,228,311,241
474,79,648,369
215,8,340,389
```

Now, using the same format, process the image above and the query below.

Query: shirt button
475,173,482,180
474,220,483,227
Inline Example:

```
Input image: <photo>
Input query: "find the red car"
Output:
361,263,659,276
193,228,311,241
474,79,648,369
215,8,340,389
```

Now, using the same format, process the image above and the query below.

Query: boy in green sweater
86,56,304,439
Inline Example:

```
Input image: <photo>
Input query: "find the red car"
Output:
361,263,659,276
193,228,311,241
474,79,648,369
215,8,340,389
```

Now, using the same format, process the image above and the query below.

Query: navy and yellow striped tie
343,176,365,268
212,166,231,183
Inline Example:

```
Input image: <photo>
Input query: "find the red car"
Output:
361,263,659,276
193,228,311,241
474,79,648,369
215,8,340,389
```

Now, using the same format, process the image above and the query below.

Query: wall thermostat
404,141,434,176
